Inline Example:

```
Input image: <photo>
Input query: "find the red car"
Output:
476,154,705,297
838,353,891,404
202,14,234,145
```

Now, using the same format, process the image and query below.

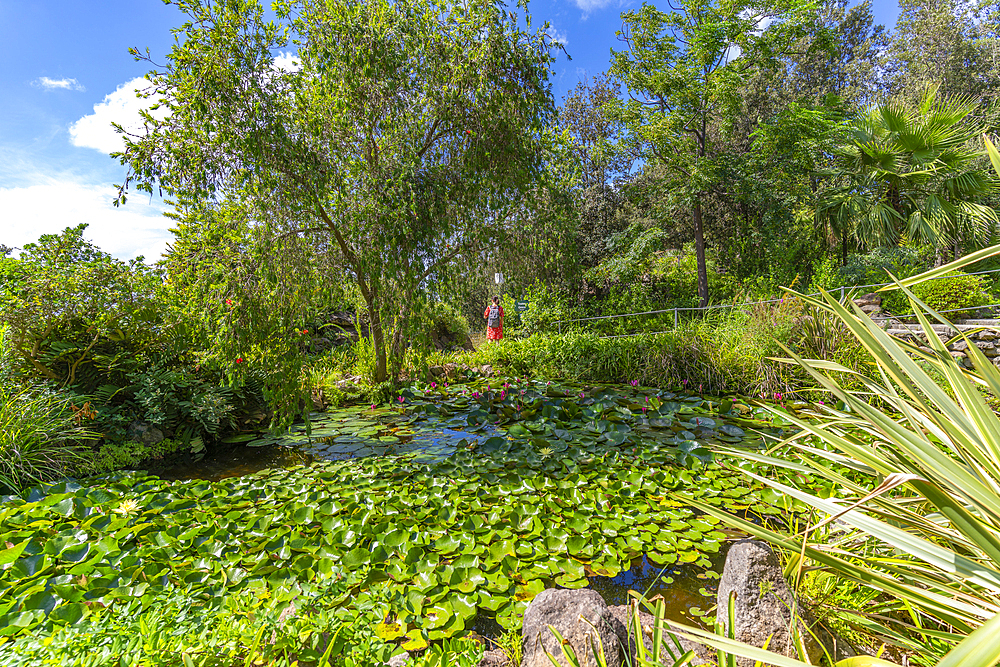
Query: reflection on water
156,445,314,482
471,550,730,640
155,404,730,637
589,551,728,625
158,413,486,481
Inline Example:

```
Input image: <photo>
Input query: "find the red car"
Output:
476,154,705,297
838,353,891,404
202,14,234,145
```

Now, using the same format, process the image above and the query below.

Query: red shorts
487,326,503,341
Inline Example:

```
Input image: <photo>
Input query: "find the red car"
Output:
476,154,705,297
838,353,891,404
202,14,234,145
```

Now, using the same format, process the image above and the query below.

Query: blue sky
0,0,900,262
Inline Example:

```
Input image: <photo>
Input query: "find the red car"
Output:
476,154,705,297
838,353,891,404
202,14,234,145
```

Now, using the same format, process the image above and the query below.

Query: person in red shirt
484,296,504,341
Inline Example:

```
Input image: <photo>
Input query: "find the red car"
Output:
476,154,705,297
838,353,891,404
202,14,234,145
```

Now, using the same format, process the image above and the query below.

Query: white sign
494,273,504,285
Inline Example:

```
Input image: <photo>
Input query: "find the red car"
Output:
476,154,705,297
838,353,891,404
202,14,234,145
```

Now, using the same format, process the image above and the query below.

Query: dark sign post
514,300,530,313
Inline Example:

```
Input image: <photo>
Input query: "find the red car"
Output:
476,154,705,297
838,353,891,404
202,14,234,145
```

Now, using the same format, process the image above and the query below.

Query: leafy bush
907,271,993,319
79,438,185,476
517,281,576,335
0,225,161,390
696,248,1000,663
648,248,740,308
0,386,92,495
352,336,379,383
130,362,236,442
411,638,484,667
2,581,400,667
471,308,842,398
424,300,471,344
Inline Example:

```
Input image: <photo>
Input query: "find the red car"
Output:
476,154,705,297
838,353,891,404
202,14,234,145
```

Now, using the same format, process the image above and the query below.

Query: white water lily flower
112,499,142,515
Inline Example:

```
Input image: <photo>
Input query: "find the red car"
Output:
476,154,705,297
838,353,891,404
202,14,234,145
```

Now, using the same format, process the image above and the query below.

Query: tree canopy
116,0,562,400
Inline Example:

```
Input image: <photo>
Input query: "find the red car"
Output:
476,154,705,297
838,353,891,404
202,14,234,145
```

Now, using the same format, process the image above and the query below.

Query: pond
0,378,794,650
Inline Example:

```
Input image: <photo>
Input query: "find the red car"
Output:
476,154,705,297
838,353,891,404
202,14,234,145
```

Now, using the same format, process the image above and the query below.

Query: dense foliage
0,380,793,658
7,0,1000,663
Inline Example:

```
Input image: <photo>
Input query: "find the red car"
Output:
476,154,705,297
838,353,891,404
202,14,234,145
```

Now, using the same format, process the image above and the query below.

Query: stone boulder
386,651,409,667
717,540,852,666
479,649,511,667
521,588,621,667
853,293,881,308
607,604,712,665
127,421,164,446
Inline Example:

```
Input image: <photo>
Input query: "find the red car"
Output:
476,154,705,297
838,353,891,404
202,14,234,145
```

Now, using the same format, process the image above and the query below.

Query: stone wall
852,293,1000,368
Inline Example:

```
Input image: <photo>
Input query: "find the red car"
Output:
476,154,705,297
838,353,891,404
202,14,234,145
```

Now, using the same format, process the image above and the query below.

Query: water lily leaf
554,573,588,588
49,602,87,625
514,579,545,602
0,540,29,566
375,621,405,641
401,628,429,651
507,424,530,438
60,543,91,564
433,534,461,555
423,600,454,629
342,548,371,569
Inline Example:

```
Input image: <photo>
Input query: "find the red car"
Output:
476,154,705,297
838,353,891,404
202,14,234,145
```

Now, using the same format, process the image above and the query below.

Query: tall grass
689,245,1000,665
0,385,92,495
0,325,92,495
462,301,866,397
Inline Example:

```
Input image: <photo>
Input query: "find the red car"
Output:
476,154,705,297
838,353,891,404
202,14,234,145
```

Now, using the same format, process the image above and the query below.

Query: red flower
303,329,309,334
236,357,243,364
226,299,233,305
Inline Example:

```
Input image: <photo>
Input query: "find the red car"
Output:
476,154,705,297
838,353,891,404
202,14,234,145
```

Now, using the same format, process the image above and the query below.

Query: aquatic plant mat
0,380,791,652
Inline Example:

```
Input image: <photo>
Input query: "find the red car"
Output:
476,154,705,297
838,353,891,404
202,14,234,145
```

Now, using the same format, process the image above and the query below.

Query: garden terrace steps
884,321,1000,338
882,320,1000,366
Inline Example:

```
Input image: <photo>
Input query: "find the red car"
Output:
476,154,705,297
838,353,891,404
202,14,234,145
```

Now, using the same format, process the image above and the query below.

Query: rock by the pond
479,648,511,667
854,293,881,308
127,420,164,446
607,604,712,665
717,540,852,666
386,650,409,667
521,588,621,667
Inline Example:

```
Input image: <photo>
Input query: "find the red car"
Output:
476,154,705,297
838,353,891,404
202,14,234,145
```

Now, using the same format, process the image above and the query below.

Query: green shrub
79,438,185,476
425,300,471,344
907,271,994,319
648,248,740,307
2,581,399,667
463,298,870,397
517,281,576,335
352,336,379,383
129,362,236,442
0,386,92,495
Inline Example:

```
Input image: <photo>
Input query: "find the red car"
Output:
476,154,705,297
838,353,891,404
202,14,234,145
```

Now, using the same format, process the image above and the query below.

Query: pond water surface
152,380,774,633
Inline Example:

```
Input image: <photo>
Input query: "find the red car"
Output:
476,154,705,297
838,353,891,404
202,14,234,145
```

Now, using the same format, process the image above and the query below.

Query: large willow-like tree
116,0,559,390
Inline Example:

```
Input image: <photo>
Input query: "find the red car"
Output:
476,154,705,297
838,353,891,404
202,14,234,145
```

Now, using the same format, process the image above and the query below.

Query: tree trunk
694,197,708,308
389,310,408,382
694,115,708,309
364,293,388,384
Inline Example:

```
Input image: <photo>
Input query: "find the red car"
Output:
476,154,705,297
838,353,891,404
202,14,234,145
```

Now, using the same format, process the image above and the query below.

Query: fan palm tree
816,87,998,262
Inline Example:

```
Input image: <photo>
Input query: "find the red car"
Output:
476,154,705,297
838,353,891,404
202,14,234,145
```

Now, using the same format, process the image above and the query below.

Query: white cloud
32,77,85,92
0,177,171,261
570,0,616,13
273,51,301,72
69,77,164,155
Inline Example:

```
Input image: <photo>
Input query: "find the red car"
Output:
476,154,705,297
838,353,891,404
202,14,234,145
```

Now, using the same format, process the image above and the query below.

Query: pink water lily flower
397,396,405,403
430,382,437,389
630,380,639,387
